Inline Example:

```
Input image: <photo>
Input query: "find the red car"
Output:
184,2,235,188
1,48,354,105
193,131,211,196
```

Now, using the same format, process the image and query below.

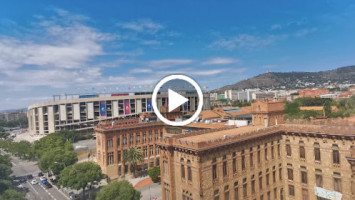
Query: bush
148,166,160,182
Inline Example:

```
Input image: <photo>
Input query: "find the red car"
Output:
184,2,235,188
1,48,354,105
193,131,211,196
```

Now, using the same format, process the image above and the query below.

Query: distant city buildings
0,110,27,122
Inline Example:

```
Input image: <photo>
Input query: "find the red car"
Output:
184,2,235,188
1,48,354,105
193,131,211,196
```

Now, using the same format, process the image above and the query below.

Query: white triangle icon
168,89,188,112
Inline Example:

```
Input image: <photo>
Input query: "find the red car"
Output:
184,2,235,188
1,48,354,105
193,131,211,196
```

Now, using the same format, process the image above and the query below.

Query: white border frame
152,74,204,126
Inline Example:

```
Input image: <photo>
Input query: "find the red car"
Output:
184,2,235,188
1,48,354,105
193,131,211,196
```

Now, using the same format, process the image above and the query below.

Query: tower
251,99,284,127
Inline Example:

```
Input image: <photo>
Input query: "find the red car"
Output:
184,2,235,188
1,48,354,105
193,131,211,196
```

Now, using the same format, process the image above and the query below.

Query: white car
39,176,47,181
31,179,38,185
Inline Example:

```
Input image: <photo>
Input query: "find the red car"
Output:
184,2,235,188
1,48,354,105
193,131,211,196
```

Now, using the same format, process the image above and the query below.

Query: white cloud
116,19,164,34
148,59,193,69
271,24,282,30
140,40,161,45
295,27,317,37
130,68,153,74
202,57,239,65
210,34,287,50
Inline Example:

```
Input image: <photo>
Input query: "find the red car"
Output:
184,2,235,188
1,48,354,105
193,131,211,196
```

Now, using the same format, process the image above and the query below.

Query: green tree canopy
96,180,141,200
39,148,77,175
58,162,105,198
0,189,25,200
148,166,160,182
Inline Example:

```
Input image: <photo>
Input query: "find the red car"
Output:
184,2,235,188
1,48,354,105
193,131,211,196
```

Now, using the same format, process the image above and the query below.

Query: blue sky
0,0,355,110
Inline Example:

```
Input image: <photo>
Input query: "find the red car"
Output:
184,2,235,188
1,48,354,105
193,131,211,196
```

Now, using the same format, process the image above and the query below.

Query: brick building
95,118,165,180
157,119,355,200
298,89,330,98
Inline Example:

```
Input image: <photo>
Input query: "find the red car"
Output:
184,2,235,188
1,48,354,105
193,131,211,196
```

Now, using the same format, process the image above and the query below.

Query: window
225,186,230,200
233,158,237,173
251,180,255,193
136,134,140,144
314,144,321,161
143,133,147,143
301,171,307,184
277,144,281,157
243,183,247,197
214,190,219,200
130,134,134,145
257,150,261,164
302,189,309,200
266,173,270,186
242,155,245,170
271,146,274,159
287,168,293,180
279,168,282,180
149,145,154,156
107,152,114,165
288,185,295,196
267,191,271,200
234,186,239,200
300,146,306,159
149,132,152,142
213,164,217,180
143,146,148,158
250,153,254,167
118,151,121,163
117,137,121,147
259,176,263,190
187,160,192,181
107,138,113,147
274,188,277,199
264,147,268,161
223,161,228,177
155,146,159,155
286,144,291,156
123,136,127,146
332,145,340,164
273,171,276,183
315,173,323,187
333,173,342,192
155,131,159,140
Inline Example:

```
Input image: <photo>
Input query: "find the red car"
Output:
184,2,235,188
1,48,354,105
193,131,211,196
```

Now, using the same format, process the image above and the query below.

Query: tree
33,133,67,157
0,189,25,200
0,155,12,179
96,180,140,200
39,148,77,175
58,162,104,199
123,147,143,178
148,166,160,182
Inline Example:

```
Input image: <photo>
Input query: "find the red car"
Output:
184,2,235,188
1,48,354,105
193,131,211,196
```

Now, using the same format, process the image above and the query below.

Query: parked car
31,179,38,185
26,174,33,180
69,194,80,200
38,172,43,177
39,176,47,181
45,183,52,189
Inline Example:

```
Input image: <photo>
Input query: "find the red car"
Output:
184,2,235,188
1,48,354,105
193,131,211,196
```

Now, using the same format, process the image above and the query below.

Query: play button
168,89,188,112
152,74,204,126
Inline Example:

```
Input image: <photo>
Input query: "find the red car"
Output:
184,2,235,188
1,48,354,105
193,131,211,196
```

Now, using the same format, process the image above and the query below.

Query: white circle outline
152,74,203,126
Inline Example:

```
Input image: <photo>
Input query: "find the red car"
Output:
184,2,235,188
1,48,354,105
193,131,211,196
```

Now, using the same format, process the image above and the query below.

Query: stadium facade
27,92,210,134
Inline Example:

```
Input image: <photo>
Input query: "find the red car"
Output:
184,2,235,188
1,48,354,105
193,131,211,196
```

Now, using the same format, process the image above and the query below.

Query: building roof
185,122,228,129
199,110,221,119
158,118,355,152
229,106,252,116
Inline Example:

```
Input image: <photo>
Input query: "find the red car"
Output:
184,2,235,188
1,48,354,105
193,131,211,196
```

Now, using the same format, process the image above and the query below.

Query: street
9,152,69,200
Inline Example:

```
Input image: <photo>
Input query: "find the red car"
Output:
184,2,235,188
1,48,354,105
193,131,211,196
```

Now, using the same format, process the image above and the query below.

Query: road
8,152,69,200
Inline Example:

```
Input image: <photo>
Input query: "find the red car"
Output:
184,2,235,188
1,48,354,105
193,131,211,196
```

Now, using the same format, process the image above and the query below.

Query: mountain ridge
215,65,355,92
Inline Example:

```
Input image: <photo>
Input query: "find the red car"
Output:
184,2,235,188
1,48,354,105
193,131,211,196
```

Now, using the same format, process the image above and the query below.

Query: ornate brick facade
95,119,165,180
158,120,355,200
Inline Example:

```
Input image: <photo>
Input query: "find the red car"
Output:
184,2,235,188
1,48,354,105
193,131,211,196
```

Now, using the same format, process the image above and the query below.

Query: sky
1,0,355,110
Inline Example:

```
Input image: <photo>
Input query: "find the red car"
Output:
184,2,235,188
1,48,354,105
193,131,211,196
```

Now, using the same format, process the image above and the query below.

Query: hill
215,65,355,92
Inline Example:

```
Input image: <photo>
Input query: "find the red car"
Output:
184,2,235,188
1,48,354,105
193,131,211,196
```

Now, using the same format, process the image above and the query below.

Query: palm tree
123,147,144,177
